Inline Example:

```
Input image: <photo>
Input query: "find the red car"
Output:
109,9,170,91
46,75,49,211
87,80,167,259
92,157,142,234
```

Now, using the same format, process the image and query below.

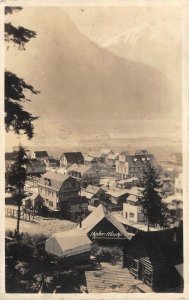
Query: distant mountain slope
6,8,176,122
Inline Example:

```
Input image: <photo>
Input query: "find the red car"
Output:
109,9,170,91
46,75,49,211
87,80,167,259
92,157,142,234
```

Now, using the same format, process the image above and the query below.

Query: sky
5,5,182,151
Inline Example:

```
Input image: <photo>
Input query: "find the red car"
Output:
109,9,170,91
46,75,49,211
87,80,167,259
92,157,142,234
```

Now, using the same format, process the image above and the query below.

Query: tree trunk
16,185,22,233
147,221,150,232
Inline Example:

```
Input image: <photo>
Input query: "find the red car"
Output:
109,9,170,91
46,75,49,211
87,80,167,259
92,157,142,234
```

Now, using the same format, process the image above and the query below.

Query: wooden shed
123,230,183,292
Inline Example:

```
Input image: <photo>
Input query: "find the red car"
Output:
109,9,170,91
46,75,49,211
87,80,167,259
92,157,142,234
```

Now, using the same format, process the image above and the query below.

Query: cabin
123,230,183,292
45,228,92,263
60,152,84,169
81,204,130,244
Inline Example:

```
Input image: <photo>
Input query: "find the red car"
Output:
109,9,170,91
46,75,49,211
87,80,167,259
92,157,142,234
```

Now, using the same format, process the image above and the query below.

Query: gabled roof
107,153,119,160
81,204,129,239
38,171,71,191
119,153,156,169
67,164,97,176
84,156,97,162
61,152,84,162
101,149,113,155
45,228,92,257
85,185,102,195
126,195,139,202
106,188,128,198
117,177,139,184
81,191,96,200
130,230,183,266
26,159,46,167
34,151,48,157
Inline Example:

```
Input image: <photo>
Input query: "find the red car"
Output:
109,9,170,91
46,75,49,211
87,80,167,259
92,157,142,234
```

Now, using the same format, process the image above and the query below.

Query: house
84,155,98,166
38,171,85,217
100,149,114,163
115,153,129,180
45,158,60,169
91,151,104,163
31,151,49,161
67,164,100,188
163,194,183,224
81,204,130,242
175,173,183,195
45,228,92,263
123,230,183,292
116,150,157,180
81,185,105,207
100,177,117,189
106,152,119,166
25,159,46,175
117,177,139,189
60,152,84,169
123,194,144,224
168,153,182,166
105,188,129,207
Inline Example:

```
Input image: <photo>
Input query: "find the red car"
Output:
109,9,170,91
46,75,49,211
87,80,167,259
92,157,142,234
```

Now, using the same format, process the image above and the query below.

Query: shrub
91,243,123,263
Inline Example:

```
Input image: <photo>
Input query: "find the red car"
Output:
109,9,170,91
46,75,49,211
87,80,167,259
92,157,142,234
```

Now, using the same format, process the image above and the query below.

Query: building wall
123,203,144,223
115,158,129,180
38,177,80,210
175,173,183,194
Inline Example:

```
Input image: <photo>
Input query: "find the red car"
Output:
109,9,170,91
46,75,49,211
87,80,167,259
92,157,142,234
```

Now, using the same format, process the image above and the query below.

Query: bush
91,243,123,263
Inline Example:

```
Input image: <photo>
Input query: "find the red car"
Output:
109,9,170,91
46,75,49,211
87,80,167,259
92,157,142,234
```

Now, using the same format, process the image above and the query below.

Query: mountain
5,7,181,147
96,23,181,101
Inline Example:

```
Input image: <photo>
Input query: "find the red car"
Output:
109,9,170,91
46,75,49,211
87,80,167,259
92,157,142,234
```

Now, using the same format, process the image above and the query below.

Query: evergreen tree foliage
140,163,168,230
5,6,39,139
6,146,28,233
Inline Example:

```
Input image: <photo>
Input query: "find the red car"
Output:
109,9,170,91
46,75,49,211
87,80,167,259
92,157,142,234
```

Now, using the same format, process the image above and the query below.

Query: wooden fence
5,207,35,222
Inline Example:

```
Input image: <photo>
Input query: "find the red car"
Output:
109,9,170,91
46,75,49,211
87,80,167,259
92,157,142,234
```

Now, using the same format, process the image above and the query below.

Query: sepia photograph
2,0,188,296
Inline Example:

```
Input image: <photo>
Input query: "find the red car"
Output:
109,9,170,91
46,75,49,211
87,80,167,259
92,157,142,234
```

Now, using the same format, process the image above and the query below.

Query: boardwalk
85,262,148,293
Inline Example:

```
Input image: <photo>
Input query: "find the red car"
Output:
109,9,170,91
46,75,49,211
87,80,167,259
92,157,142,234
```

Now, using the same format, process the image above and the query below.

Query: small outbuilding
123,229,183,292
45,228,92,262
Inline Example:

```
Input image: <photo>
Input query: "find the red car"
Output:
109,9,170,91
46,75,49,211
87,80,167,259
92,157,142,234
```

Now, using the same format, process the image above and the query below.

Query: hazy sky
5,5,182,150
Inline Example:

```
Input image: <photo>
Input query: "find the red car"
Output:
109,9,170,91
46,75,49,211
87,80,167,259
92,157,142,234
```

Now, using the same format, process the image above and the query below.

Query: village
5,147,183,293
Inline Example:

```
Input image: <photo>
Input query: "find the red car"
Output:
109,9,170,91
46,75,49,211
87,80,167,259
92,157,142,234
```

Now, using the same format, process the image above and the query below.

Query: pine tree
140,163,168,231
5,6,39,139
6,146,28,234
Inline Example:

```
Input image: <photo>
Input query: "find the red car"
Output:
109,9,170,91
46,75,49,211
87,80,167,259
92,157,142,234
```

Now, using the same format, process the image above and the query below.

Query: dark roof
26,159,46,167
130,230,183,266
124,154,156,169
34,151,48,157
65,196,88,205
61,152,84,163
85,185,102,195
5,151,18,161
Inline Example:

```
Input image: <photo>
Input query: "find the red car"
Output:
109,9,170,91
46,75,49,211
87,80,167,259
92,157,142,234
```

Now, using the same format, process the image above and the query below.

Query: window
125,212,128,218
49,201,53,207
129,212,134,218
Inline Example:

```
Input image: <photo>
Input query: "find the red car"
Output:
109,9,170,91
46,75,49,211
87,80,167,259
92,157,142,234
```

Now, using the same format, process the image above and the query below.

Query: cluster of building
5,146,183,292
5,147,183,227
